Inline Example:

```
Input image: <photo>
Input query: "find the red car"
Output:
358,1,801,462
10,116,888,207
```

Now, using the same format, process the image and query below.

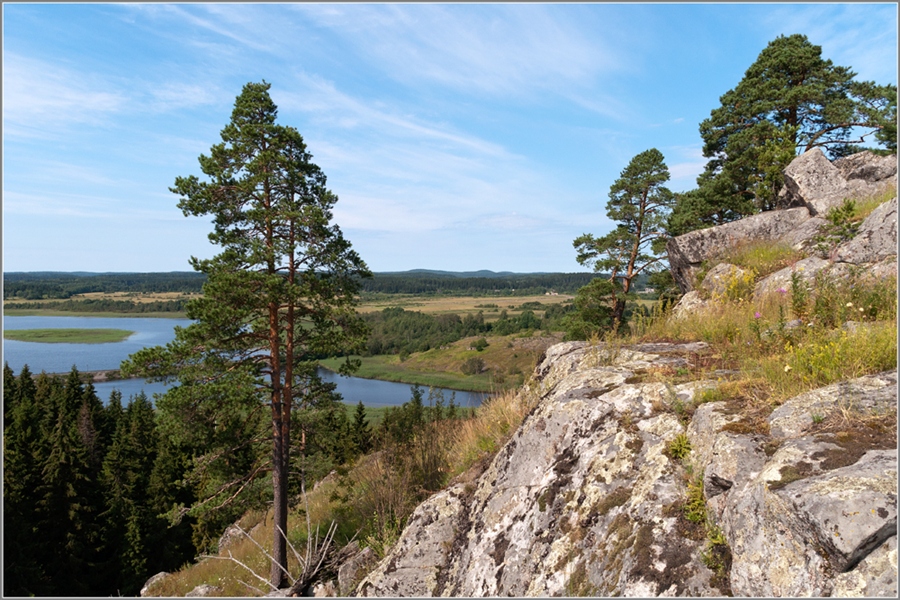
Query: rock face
667,149,897,294
353,340,899,598
666,207,811,293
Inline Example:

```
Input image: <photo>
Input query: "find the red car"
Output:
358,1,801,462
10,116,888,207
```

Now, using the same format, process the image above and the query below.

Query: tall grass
630,270,896,407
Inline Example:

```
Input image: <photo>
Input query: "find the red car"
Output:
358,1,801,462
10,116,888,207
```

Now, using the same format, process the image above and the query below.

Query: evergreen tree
351,401,372,455
3,362,17,425
35,376,105,595
97,393,160,595
674,33,898,230
122,81,370,587
3,367,52,596
573,149,675,328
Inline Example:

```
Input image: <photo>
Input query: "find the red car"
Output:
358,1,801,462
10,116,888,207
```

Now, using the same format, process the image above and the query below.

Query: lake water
2,315,486,408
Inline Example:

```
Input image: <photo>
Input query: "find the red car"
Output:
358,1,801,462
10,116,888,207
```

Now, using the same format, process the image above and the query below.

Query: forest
3,271,605,301
2,363,463,597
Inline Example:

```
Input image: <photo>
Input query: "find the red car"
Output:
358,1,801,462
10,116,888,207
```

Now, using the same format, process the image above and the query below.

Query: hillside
140,149,897,598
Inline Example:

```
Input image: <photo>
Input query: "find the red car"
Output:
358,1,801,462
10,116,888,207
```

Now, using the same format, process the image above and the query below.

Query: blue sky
3,2,897,274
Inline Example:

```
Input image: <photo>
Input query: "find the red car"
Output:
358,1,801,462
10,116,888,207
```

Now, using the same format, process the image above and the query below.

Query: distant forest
3,271,635,301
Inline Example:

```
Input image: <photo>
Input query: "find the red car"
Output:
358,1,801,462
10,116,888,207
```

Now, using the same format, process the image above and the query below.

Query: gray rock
666,207,811,293
356,484,469,597
777,215,827,252
831,535,898,598
834,151,898,182
753,256,830,299
833,196,898,265
782,148,852,216
777,450,897,573
670,290,708,320
217,523,244,552
768,371,897,439
339,544,378,596
311,580,337,597
140,571,170,597
186,584,222,597
699,263,751,299
355,343,898,598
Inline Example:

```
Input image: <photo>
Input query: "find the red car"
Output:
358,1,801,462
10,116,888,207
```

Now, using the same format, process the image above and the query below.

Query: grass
3,328,135,344
320,332,562,393
718,240,804,280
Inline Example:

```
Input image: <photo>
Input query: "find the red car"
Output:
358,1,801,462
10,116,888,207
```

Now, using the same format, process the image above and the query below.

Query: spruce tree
3,367,52,596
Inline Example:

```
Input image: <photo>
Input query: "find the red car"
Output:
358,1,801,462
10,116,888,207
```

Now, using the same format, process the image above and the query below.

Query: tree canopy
573,148,674,328
671,33,897,232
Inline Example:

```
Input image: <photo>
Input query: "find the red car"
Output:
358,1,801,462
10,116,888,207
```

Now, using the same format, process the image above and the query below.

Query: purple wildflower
754,312,762,319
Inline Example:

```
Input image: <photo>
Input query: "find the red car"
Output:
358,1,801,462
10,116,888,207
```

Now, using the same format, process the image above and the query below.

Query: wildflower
777,288,787,294
784,365,792,372
859,307,865,313
754,312,762,319
846,302,853,307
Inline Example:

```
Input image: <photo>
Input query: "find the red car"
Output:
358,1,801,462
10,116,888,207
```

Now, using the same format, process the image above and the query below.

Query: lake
2,315,486,408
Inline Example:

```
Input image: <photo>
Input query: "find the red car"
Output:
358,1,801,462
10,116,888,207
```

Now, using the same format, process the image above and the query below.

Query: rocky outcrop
667,150,897,294
354,340,899,597
666,207,811,293
781,148,897,215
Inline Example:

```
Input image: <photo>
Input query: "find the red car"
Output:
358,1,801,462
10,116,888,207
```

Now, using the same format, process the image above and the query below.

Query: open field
5,291,573,321
358,293,574,319
3,328,135,344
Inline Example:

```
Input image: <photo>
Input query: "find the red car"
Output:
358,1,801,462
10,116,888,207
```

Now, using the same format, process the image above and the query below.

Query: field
4,291,570,320
358,293,573,317
3,328,135,344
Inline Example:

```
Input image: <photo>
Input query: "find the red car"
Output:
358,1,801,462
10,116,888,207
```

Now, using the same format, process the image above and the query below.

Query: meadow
3,328,135,344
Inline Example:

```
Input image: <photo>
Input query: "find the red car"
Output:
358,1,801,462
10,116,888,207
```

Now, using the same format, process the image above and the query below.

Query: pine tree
573,149,675,328
122,81,370,587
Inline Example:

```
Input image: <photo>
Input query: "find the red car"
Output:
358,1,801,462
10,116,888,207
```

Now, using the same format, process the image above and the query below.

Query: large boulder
781,148,850,215
833,196,898,265
782,148,898,216
666,207,811,293
357,342,726,597
834,151,898,182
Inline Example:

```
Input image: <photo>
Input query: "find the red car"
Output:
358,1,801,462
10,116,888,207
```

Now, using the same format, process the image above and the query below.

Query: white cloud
2,54,126,137
292,3,629,100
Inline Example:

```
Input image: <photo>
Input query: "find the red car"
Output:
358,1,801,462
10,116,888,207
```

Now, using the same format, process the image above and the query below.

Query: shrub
461,356,485,375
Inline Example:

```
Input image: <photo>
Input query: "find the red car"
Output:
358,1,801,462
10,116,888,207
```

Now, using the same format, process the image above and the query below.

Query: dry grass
446,387,539,479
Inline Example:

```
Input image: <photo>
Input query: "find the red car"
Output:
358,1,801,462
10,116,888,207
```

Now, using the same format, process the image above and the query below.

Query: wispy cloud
2,54,126,137
292,4,629,101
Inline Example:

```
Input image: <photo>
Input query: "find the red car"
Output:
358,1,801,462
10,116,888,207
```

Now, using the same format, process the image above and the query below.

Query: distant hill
3,270,632,300
378,269,546,279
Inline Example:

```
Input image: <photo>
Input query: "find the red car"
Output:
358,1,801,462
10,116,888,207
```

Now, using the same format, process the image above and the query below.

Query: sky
2,2,897,274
